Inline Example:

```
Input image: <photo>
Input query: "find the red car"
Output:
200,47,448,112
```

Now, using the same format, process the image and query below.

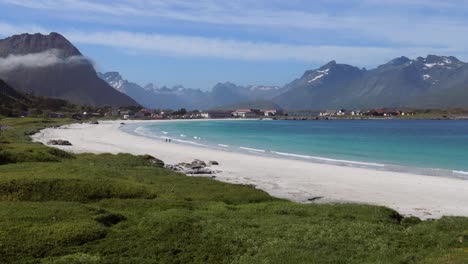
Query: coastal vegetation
0,117,467,263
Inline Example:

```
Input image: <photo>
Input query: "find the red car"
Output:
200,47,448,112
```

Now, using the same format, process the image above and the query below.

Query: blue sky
1,0,468,90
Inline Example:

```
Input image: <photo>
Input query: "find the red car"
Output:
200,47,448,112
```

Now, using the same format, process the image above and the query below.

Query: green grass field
0,117,467,263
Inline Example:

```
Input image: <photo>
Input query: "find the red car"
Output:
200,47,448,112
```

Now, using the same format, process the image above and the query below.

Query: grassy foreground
0,118,467,263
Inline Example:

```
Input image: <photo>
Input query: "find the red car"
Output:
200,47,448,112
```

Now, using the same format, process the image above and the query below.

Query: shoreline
124,121,468,179
32,119,468,219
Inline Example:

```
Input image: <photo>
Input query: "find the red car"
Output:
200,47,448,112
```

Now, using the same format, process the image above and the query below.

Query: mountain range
0,33,138,107
98,71,283,110
100,56,468,110
1,32,468,110
275,56,468,109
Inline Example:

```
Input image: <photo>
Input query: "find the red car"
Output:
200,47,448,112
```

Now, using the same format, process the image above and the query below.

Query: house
366,109,387,116
232,109,259,118
263,109,283,117
151,114,164,120
336,109,347,116
200,111,233,119
105,109,120,117
320,110,337,116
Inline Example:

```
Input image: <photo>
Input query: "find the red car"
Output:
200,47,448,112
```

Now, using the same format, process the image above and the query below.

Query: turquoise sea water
124,120,468,176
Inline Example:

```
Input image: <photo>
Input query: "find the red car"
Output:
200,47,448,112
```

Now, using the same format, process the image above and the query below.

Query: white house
200,111,233,119
263,109,283,116
233,109,258,118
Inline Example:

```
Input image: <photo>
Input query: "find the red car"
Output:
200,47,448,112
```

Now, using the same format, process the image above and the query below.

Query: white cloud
0,49,88,72
2,0,468,51
0,20,461,66
64,30,456,66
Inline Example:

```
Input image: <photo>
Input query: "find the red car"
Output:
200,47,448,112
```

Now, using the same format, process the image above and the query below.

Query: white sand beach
32,120,468,219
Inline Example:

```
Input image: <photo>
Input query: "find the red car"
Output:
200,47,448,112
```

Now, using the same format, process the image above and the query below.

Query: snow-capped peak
307,68,330,83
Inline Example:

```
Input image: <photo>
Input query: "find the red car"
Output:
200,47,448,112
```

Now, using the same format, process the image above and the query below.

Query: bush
93,212,126,227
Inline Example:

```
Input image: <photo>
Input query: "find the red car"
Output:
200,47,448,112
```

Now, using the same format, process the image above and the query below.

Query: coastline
32,119,468,219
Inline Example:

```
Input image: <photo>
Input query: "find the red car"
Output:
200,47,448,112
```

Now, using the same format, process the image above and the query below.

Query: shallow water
123,119,468,176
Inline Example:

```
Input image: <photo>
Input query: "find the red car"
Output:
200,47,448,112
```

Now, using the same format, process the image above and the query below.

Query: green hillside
0,79,80,117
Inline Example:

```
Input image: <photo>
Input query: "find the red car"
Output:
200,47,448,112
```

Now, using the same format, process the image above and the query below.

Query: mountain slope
274,56,468,109
274,61,365,109
0,78,78,116
0,33,138,107
0,79,30,114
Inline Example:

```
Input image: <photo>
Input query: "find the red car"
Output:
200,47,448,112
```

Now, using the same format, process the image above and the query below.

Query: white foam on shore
218,144,230,147
134,126,160,139
454,170,468,175
240,146,266,153
172,138,208,147
270,151,385,167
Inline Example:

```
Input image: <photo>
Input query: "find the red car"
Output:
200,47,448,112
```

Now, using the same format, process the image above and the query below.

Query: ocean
123,119,468,177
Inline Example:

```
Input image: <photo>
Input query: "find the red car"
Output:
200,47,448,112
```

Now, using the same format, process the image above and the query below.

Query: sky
1,0,468,90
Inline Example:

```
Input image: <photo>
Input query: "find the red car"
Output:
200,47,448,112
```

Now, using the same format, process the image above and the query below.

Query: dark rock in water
89,121,99,124
141,154,165,167
47,139,72,146
209,160,219,165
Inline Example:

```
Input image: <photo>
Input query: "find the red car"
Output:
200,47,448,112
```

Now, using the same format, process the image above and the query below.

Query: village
41,106,422,121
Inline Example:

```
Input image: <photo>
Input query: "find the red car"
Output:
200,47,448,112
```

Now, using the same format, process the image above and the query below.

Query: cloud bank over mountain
0,49,88,72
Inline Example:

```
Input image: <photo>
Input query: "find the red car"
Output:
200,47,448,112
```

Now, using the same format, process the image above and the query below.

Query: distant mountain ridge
273,55,468,109
0,33,138,107
102,55,468,110
99,72,283,110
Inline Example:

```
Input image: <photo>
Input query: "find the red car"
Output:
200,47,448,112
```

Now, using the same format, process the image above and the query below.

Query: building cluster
319,109,414,117
45,106,414,121
200,109,284,119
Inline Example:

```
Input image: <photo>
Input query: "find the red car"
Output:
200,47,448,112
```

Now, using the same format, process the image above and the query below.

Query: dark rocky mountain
0,78,77,116
274,55,468,109
274,61,365,109
0,79,30,114
0,33,138,107
0,79,27,102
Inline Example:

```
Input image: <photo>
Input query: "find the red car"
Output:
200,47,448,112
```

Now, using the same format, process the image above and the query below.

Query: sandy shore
32,120,468,219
